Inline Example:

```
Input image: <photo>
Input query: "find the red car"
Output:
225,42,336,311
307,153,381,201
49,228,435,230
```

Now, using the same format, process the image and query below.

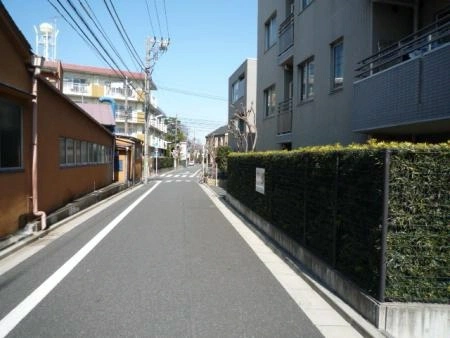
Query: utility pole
143,37,169,184
124,76,129,135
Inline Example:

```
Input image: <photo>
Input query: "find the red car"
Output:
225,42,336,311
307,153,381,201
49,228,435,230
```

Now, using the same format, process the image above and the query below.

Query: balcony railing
355,11,450,78
278,13,294,56
277,98,293,135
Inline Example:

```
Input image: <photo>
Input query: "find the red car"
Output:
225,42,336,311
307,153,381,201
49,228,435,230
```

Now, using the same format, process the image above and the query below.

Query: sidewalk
202,181,385,338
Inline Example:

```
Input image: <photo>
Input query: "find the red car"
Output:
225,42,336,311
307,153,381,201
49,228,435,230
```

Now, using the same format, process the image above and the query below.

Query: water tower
34,22,59,61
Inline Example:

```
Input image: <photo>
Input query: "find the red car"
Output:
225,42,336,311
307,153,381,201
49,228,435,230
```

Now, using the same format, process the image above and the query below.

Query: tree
165,116,186,155
215,146,232,172
228,102,257,152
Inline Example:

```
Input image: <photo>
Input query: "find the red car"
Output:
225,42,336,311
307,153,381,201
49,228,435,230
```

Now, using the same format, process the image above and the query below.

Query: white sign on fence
255,167,265,194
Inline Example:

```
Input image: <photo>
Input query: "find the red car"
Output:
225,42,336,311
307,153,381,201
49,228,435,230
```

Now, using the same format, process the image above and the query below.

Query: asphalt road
0,166,324,337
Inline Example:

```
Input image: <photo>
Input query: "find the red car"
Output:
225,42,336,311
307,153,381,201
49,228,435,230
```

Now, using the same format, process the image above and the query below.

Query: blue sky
2,0,257,142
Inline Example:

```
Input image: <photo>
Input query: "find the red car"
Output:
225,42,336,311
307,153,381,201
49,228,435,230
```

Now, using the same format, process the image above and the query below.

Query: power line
144,0,156,38
103,0,145,70
162,0,170,38
47,0,142,91
79,0,139,74
153,0,163,38
158,86,227,102
49,0,121,76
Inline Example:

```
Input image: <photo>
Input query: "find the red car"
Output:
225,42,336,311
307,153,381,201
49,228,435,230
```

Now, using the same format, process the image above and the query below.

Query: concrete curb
0,181,143,261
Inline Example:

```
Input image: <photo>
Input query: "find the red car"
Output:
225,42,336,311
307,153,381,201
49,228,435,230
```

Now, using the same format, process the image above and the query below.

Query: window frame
231,74,245,104
331,38,344,90
265,14,277,51
298,57,315,103
263,85,276,117
66,138,75,165
0,99,23,171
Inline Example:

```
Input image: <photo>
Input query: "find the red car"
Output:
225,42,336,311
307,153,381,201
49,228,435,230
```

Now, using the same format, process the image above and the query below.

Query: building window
302,0,313,10
81,141,87,163
231,74,245,103
264,85,276,117
60,137,111,167
59,138,66,165
265,14,277,50
299,58,315,102
66,138,74,164
64,78,88,93
75,140,81,164
331,39,344,89
0,100,22,169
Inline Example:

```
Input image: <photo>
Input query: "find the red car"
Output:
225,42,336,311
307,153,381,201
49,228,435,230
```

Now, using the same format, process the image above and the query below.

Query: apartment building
257,0,450,150
42,61,168,156
228,58,257,151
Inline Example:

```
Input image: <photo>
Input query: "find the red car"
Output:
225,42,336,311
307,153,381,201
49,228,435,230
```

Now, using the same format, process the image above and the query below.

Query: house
205,125,229,164
228,58,257,152
115,136,143,184
0,2,114,238
256,0,450,150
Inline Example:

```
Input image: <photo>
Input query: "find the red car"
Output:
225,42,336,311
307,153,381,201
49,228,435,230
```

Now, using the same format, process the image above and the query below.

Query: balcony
277,98,293,135
63,83,89,96
353,14,450,135
278,13,294,65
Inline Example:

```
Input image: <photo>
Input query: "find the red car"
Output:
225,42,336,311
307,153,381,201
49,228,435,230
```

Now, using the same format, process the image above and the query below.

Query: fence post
332,154,339,268
303,156,308,245
379,150,391,302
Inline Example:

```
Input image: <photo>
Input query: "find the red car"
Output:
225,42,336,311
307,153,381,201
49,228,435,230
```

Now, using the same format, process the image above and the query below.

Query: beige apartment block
257,0,450,150
42,61,168,156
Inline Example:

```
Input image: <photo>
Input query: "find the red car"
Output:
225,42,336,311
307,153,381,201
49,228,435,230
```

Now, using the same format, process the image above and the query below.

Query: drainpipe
31,55,47,230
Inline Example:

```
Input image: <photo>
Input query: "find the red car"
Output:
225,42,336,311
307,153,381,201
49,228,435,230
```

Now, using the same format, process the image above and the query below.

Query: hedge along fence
151,156,173,170
227,141,449,303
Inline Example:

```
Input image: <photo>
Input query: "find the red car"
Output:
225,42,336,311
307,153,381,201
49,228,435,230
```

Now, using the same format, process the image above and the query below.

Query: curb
0,181,144,261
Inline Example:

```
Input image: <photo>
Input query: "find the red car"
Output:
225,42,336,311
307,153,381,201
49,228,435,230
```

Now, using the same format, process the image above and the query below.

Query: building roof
206,124,228,138
77,103,115,126
43,60,157,90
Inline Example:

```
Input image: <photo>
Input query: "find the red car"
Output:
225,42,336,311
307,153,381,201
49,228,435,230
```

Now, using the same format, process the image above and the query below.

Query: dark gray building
256,0,449,150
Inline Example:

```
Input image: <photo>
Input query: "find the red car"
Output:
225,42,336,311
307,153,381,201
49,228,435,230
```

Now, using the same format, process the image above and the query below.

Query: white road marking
190,169,201,178
200,185,363,338
0,182,161,337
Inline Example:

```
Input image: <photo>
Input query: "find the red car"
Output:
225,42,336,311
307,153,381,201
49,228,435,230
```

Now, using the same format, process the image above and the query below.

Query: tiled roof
78,103,115,126
206,124,228,137
43,60,146,80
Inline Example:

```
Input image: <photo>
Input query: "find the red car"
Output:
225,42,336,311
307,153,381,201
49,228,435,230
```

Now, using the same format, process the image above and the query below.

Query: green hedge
227,141,449,302
386,146,449,303
153,156,173,170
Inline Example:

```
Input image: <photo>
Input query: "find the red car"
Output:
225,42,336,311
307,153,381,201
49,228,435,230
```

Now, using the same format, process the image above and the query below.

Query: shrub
227,141,449,302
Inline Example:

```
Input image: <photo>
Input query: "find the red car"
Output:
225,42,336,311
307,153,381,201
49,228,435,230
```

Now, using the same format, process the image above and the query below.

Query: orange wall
0,17,33,237
0,26,31,93
36,79,114,213
0,96,32,237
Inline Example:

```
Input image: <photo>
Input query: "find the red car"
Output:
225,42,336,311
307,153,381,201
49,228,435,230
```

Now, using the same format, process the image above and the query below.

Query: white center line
0,182,161,337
